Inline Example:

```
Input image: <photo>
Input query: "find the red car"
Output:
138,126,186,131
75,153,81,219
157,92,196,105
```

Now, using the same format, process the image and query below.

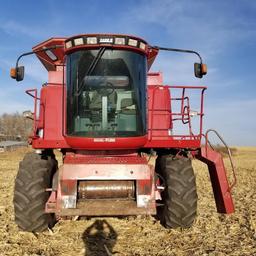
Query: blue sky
0,0,255,146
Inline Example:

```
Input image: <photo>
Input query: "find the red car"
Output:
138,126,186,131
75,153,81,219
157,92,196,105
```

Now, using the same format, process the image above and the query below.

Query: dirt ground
0,147,255,256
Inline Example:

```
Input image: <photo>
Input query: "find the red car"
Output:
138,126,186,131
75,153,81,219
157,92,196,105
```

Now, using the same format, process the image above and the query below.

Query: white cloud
128,0,256,56
0,1,255,146
127,0,256,146
0,20,42,38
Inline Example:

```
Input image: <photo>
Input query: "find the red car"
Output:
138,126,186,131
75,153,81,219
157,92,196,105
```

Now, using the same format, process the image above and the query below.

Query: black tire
13,152,57,232
156,155,197,228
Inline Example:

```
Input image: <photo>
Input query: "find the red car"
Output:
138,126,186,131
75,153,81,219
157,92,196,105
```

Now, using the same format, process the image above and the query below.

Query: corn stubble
0,147,255,256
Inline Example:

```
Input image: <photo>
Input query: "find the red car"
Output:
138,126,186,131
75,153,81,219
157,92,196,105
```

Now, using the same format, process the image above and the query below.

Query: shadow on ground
83,219,118,256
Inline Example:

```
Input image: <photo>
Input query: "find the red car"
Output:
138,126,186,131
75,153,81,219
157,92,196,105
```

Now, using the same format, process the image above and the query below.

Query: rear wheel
156,155,197,228
13,152,57,232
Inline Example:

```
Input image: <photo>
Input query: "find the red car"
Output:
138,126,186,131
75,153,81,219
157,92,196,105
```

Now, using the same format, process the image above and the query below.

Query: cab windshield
66,49,147,137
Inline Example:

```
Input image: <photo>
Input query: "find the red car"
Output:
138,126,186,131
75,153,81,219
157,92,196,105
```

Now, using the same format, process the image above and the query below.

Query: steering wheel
96,82,115,96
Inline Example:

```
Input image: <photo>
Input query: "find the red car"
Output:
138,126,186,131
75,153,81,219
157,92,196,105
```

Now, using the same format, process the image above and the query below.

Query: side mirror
10,66,25,81
194,63,207,78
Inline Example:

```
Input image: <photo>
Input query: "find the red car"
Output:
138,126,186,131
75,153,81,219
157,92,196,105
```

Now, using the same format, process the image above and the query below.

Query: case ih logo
99,38,114,43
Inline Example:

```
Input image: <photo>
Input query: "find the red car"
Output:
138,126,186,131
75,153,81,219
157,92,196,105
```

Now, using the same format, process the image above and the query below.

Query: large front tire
156,155,197,228
13,152,57,232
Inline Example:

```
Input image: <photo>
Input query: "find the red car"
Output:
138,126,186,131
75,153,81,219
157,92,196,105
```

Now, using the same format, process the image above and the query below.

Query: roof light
139,42,146,50
115,37,125,45
74,37,84,46
65,36,147,51
65,41,72,49
45,49,58,61
128,38,138,47
87,37,97,44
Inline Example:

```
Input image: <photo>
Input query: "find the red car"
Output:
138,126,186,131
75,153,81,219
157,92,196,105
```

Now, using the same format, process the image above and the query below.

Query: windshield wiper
76,47,106,96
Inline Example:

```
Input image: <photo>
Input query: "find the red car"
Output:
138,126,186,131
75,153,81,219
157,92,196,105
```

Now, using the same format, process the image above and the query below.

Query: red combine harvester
11,34,236,232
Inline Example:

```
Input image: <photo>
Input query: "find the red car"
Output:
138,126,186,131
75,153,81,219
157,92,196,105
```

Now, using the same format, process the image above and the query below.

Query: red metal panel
64,136,147,150
32,38,66,71
32,84,69,149
64,152,147,164
144,138,201,148
33,139,69,148
45,190,57,213
35,85,65,138
148,85,172,141
148,85,171,111
147,47,159,70
60,180,77,196
59,200,156,216
197,146,235,214
48,69,63,84
61,163,151,180
50,157,156,215
42,86,63,141
147,72,163,86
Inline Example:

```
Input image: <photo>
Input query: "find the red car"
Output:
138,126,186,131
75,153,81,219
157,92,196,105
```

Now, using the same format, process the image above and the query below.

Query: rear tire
156,155,197,228
13,152,57,232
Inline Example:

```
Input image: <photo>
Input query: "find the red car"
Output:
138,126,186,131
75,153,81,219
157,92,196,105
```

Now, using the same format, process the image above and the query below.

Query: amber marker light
10,67,17,79
201,64,207,75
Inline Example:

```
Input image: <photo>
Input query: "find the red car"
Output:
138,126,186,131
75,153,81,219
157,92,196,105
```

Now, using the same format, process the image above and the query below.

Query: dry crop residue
0,147,255,256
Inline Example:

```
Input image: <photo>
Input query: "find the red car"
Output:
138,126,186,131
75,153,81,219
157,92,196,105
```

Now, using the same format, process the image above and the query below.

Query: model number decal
94,138,116,142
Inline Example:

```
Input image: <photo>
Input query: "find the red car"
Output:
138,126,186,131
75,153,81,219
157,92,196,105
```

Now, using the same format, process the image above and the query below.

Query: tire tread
157,155,198,228
13,152,57,232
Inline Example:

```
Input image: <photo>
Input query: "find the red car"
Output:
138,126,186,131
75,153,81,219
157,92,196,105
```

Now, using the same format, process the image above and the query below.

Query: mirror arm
15,45,64,68
16,51,34,69
150,46,203,64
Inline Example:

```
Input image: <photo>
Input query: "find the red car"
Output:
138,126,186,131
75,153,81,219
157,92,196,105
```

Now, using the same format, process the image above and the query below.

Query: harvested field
0,147,255,256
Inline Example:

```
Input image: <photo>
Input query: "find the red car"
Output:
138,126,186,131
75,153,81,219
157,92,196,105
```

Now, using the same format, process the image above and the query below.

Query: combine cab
11,34,235,232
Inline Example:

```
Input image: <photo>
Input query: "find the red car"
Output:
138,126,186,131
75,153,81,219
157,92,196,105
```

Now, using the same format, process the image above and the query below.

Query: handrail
205,129,237,190
148,85,206,142
25,89,40,100
25,89,39,136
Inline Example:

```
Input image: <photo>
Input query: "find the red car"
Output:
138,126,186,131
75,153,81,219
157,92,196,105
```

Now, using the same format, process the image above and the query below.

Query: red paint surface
29,34,207,150
197,146,235,214
29,34,234,217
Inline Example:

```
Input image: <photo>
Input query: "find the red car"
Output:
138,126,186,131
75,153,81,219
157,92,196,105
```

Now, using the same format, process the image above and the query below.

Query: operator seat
116,97,137,132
